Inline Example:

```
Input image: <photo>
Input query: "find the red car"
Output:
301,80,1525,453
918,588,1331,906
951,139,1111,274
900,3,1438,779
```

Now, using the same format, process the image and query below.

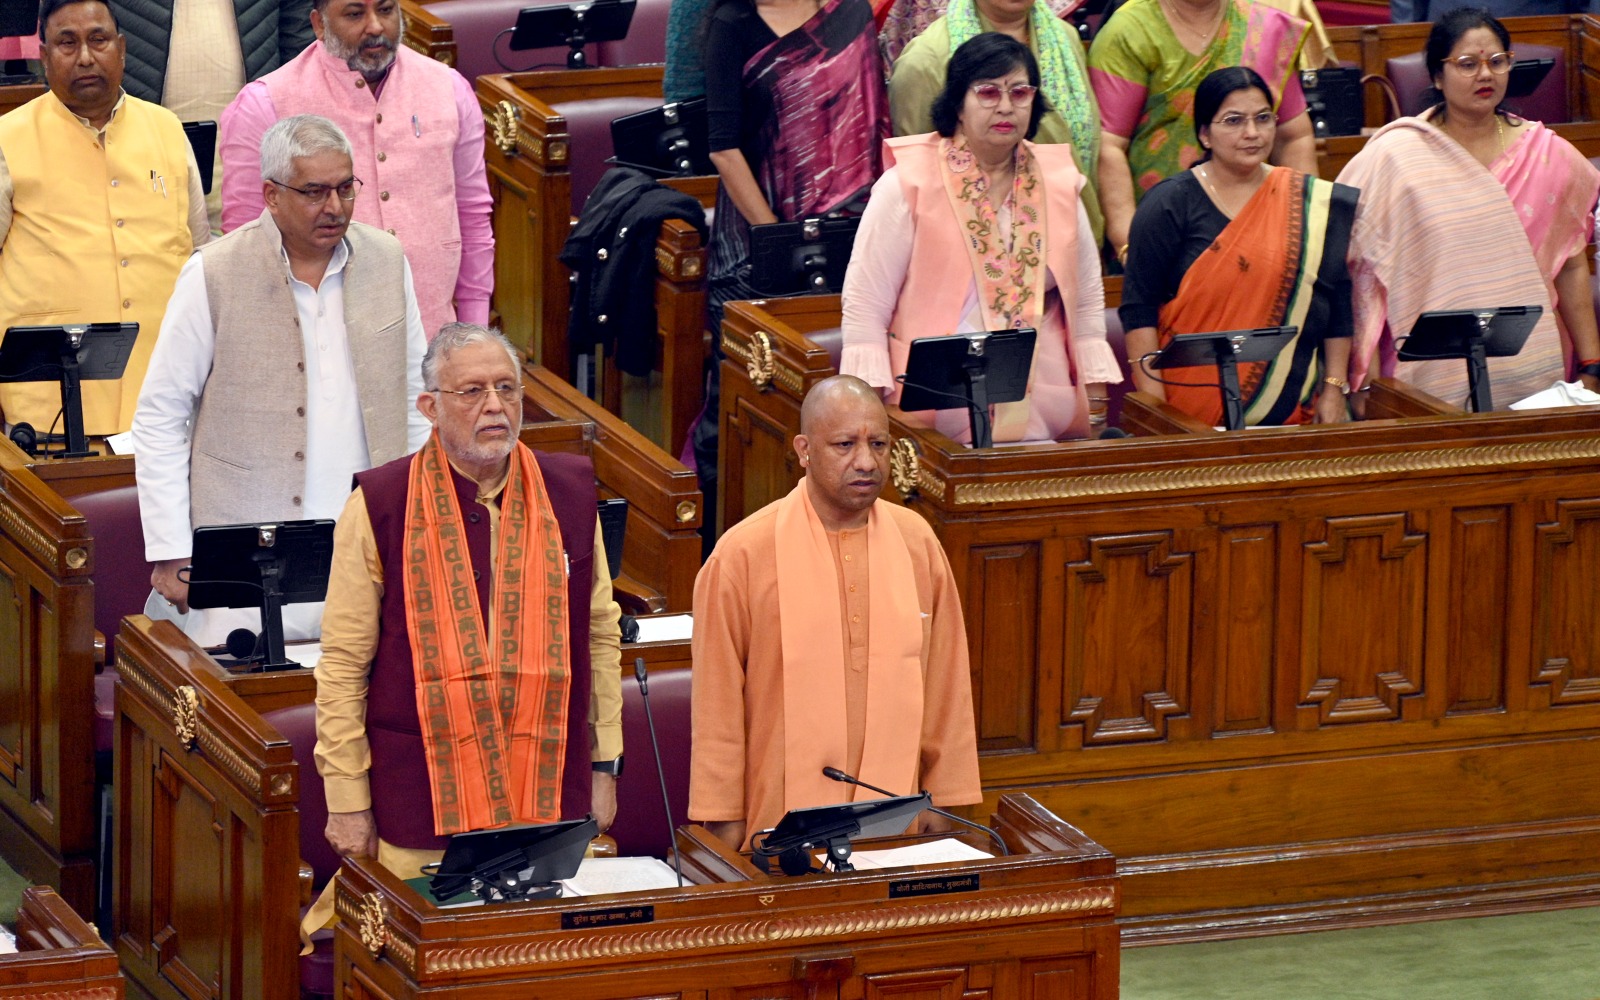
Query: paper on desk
631,613,693,644
1510,381,1600,410
558,856,683,896
825,838,993,870
104,430,134,455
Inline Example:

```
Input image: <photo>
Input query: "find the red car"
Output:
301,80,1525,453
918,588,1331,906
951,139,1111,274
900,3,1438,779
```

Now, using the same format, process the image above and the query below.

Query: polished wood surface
0,886,124,998
334,794,1119,999
0,83,44,120
719,297,1600,941
475,69,713,457
113,617,304,1000
0,440,101,917
400,0,456,66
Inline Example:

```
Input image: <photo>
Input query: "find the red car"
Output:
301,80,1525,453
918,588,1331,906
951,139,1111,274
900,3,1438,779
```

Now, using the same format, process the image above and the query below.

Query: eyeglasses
270,178,363,202
1211,111,1277,130
970,83,1038,108
1445,51,1514,75
47,33,116,57
432,382,523,406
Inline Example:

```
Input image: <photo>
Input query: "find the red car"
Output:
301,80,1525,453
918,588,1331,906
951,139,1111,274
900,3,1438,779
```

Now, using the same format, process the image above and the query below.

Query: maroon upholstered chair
595,0,671,65
261,702,337,999
608,668,692,860
73,484,154,755
554,95,667,215
1103,306,1133,430
423,0,596,81
1386,45,1567,123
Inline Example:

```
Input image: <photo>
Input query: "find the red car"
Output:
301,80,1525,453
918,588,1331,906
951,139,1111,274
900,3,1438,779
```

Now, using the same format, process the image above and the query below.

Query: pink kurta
841,134,1119,443
218,42,494,338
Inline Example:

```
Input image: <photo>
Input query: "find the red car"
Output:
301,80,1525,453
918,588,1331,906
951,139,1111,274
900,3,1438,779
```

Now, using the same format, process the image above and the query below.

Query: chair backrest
608,667,692,859
809,327,845,370
261,702,340,888
594,0,671,65
423,0,594,81
1103,306,1133,429
73,484,152,665
1386,46,1567,123
555,95,668,215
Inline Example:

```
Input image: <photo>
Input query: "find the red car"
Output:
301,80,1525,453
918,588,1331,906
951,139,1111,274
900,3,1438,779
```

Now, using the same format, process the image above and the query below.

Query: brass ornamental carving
675,500,698,524
746,330,776,390
359,892,388,959
890,438,920,499
65,547,88,569
490,101,519,156
173,685,198,749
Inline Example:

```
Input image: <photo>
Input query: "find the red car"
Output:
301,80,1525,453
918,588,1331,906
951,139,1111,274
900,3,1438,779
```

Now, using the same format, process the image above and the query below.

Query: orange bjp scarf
403,434,571,836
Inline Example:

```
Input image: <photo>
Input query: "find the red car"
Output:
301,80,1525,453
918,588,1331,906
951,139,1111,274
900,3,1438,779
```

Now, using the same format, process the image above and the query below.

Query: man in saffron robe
689,375,982,851
312,323,622,874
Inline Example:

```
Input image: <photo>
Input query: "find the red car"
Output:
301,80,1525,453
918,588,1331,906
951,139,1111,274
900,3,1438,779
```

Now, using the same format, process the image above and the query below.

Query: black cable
892,375,991,446
491,26,574,72
1130,351,1242,410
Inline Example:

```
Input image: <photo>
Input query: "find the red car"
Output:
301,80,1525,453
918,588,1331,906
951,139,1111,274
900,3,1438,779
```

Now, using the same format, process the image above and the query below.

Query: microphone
634,657,684,887
225,627,260,661
822,766,1008,856
1098,426,1132,440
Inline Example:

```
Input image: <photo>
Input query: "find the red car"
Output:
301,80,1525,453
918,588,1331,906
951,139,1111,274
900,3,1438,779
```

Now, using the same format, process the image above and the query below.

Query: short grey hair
422,323,521,390
259,115,352,183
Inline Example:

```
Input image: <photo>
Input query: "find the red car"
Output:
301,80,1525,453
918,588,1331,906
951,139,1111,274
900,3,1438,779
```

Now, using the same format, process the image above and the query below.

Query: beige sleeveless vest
189,212,410,529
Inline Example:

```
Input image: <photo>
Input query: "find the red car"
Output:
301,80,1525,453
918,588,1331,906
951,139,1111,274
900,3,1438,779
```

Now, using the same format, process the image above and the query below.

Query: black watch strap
592,755,624,777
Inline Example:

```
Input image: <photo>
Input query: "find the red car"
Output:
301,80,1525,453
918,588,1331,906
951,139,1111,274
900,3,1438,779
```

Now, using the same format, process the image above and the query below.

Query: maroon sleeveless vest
356,448,598,850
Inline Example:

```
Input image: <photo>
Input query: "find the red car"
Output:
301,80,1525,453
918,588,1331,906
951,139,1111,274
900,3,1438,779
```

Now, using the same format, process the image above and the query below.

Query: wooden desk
720,297,1600,941
334,795,1119,999
400,0,456,66
0,886,124,998
522,362,703,613
476,69,714,457
0,83,44,119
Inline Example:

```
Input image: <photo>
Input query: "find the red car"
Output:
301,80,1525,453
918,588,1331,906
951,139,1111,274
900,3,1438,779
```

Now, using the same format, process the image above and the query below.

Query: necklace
1161,0,1224,46
1435,109,1507,159
1198,163,1264,218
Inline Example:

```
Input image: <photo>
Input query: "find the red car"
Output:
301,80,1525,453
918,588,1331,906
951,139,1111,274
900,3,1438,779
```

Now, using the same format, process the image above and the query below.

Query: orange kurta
689,490,982,849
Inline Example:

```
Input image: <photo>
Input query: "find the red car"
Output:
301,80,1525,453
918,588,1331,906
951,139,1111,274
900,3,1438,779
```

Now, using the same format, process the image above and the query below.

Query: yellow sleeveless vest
0,92,193,434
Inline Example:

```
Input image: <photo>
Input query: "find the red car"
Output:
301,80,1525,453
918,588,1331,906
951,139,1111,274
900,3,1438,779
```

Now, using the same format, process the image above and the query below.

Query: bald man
688,375,982,851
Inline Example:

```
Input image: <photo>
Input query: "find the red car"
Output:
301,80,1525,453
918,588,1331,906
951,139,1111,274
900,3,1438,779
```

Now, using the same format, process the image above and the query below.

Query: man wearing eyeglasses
131,113,429,646
217,0,493,342
305,322,621,902
0,0,210,437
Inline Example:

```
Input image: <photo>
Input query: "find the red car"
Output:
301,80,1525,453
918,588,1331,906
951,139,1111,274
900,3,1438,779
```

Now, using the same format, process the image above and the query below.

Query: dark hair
1192,66,1273,161
38,0,118,40
930,33,1049,141
1422,7,1512,114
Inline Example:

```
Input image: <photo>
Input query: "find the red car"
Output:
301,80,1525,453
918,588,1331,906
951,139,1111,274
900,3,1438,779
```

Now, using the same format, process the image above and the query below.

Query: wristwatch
592,755,624,777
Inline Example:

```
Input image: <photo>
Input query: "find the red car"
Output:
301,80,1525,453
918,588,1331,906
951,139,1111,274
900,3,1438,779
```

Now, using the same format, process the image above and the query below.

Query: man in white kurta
132,114,428,646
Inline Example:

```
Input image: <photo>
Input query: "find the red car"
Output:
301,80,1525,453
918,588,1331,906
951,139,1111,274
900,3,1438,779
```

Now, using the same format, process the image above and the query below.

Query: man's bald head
793,376,890,531
799,375,886,437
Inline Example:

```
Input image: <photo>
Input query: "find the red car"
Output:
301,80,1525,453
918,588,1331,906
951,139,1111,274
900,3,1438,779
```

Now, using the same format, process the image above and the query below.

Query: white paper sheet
631,614,694,644
558,856,684,896
822,838,993,871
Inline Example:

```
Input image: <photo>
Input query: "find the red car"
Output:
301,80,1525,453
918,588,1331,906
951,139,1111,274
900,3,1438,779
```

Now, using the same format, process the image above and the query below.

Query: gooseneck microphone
635,657,684,887
822,766,1008,856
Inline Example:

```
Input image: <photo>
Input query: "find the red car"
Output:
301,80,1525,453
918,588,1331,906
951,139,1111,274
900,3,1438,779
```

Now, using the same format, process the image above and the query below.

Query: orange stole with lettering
403,435,571,835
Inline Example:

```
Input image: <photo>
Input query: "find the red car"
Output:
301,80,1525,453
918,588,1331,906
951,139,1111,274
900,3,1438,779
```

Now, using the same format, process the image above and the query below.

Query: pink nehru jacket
218,41,494,338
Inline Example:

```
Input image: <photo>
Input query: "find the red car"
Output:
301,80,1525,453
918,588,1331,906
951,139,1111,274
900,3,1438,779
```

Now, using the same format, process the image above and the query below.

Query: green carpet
1124,906,1600,1000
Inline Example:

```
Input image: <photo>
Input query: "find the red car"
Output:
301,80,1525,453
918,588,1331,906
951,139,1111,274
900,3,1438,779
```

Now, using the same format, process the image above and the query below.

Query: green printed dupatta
1089,0,1307,198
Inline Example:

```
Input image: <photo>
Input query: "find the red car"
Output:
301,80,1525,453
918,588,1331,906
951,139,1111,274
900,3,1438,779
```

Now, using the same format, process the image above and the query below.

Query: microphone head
821,766,851,783
225,628,258,660
633,656,647,684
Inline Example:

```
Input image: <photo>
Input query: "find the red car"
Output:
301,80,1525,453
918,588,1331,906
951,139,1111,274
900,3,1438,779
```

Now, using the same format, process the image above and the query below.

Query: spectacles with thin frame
970,83,1038,108
270,178,364,202
1211,111,1276,130
1445,51,1514,75
431,383,524,406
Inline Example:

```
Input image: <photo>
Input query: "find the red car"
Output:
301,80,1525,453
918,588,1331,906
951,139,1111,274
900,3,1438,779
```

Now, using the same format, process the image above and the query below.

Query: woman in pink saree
1337,8,1600,409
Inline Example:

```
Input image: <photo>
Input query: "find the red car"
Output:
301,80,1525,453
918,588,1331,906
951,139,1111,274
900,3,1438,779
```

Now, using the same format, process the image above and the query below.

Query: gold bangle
1117,243,1130,265
1322,375,1350,395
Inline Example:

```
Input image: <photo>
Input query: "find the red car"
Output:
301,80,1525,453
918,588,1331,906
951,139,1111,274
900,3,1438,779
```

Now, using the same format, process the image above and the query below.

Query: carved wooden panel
0,559,23,784
1444,505,1510,713
1213,525,1278,733
965,544,1039,752
1062,533,1194,744
488,171,537,359
1531,498,1600,705
151,749,225,1000
860,967,966,999
1018,957,1093,1000
721,389,800,534
1298,514,1426,726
